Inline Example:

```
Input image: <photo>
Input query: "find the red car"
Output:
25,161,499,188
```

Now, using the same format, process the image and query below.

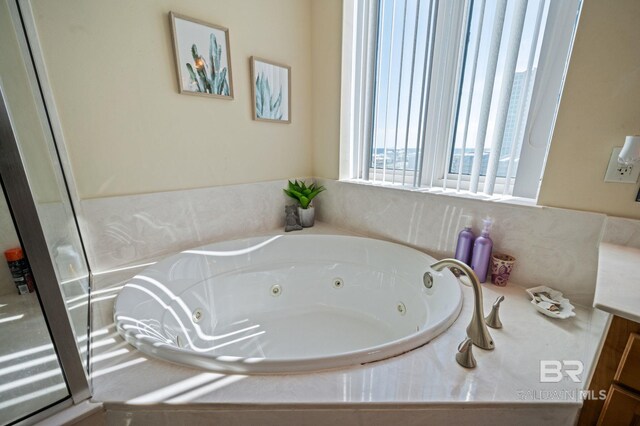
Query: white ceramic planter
298,206,315,227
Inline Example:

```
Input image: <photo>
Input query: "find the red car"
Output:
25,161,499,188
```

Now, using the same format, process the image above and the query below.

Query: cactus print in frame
170,12,234,99
250,57,291,123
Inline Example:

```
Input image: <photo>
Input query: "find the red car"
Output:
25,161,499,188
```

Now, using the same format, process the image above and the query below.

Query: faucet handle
456,337,477,368
485,295,504,329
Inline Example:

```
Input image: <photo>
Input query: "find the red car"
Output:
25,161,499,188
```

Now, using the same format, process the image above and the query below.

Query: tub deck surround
78,179,639,311
594,243,640,323
79,178,614,309
100,405,578,425
114,234,463,373
79,179,310,273
314,179,607,307
89,224,609,425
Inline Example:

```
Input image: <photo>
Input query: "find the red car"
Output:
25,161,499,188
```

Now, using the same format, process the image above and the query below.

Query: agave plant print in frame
170,12,234,99
250,57,291,123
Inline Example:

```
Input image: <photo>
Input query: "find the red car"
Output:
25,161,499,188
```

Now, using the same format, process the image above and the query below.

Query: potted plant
283,180,326,227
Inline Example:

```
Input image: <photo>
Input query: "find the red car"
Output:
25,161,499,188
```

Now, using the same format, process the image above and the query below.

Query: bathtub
114,234,463,374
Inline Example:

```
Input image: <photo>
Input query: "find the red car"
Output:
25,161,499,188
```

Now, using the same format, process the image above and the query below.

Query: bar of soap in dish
526,285,576,319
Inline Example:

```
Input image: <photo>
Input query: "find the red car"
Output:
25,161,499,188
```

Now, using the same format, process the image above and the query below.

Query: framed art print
250,56,291,123
170,12,234,99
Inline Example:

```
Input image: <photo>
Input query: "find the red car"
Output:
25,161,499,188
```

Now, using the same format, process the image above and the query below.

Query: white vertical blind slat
468,0,508,193
391,0,409,184
380,0,399,183
483,0,529,195
370,0,387,183
361,0,378,181
442,0,473,191
428,3,453,188
353,0,365,179
456,0,487,191
414,0,438,187
401,0,422,187
503,0,546,195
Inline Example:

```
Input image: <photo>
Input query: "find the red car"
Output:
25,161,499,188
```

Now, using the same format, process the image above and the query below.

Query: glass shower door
0,0,91,372
0,0,92,423
0,185,69,425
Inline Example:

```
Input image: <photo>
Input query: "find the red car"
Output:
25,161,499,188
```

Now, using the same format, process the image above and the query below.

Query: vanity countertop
594,242,640,323
89,223,609,424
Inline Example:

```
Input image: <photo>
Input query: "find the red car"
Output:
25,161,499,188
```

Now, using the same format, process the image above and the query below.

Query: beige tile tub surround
80,179,299,272
315,179,606,307
88,224,608,426
79,177,627,308
82,192,620,424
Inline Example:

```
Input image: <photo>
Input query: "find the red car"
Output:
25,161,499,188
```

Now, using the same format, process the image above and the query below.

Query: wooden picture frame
250,56,291,123
170,12,234,99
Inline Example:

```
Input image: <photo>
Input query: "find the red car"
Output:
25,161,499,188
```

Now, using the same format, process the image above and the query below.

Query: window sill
339,178,540,208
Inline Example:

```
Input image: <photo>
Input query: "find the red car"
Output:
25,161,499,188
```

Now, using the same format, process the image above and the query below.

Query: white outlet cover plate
604,147,640,183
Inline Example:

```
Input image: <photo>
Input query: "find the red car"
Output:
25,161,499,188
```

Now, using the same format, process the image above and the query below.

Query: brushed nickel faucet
455,337,477,368
430,258,495,350
485,295,504,329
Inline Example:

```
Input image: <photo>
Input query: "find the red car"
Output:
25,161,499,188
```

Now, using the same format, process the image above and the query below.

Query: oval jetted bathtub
114,234,463,374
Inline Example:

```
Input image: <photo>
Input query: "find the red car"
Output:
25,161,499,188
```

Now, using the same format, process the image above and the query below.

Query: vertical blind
357,0,568,197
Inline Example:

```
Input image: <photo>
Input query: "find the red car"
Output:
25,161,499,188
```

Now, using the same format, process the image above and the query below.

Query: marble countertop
89,223,609,408
594,242,640,323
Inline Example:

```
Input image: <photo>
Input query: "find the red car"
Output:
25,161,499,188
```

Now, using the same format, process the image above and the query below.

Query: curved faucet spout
430,258,495,350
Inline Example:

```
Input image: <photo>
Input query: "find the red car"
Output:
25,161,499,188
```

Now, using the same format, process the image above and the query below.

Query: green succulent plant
255,73,283,120
186,34,230,96
283,180,326,209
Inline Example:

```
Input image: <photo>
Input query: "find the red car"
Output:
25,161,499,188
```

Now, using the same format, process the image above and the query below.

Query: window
340,0,582,199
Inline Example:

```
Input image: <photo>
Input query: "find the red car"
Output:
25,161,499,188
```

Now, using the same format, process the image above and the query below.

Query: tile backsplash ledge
315,180,608,307
78,178,640,307
601,216,640,249
79,179,294,272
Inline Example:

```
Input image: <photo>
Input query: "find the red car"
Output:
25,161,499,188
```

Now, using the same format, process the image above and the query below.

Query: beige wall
538,0,640,219
28,0,640,217
29,0,312,199
311,0,341,179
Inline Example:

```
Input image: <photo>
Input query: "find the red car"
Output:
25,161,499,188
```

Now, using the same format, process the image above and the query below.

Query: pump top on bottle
480,218,492,236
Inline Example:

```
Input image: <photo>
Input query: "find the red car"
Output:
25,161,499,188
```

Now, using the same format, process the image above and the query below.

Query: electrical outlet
616,164,633,177
604,147,640,183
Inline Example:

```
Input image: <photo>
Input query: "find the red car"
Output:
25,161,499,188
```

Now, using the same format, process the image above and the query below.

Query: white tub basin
114,234,463,374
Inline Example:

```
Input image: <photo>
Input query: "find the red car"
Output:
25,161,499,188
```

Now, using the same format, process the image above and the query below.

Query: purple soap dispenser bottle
454,216,475,266
470,218,493,283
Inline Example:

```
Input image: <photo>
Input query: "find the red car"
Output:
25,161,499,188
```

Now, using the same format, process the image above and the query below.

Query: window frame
340,0,582,201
